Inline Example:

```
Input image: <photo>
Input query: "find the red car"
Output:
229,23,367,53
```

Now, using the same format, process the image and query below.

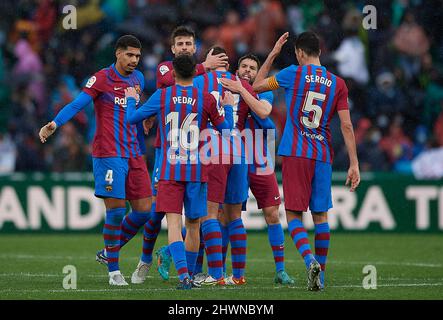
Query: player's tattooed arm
338,109,360,192
253,32,289,93
202,48,229,71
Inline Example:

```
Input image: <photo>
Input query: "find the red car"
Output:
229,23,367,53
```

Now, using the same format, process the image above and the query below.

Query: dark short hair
238,54,261,69
171,26,196,45
172,54,196,79
295,31,320,57
115,35,141,51
206,45,227,57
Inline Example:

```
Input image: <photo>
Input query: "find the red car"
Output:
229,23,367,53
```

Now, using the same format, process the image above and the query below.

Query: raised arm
39,92,93,143
253,32,289,93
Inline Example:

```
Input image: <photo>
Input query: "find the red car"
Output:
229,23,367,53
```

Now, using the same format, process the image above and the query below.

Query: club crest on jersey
85,76,96,88
105,185,112,192
159,65,169,75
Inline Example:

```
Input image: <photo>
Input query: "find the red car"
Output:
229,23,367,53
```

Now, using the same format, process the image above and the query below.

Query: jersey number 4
166,112,199,151
300,91,326,129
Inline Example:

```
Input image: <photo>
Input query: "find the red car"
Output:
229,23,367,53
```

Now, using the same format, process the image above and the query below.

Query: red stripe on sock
274,256,284,263
295,238,310,250
301,249,312,257
230,234,247,241
320,263,326,271
177,267,188,275
104,224,120,231
121,225,137,236
231,247,246,255
315,233,330,241
107,258,118,263
207,261,223,268
143,248,153,255
206,245,222,255
125,216,139,229
232,262,245,269
104,234,120,241
204,231,222,241
271,245,284,251
290,227,306,239
315,248,329,256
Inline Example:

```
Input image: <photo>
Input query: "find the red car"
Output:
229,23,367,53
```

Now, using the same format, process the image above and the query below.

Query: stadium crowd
0,0,442,176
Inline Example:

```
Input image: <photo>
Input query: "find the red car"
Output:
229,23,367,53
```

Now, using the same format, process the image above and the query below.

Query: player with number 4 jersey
253,31,360,291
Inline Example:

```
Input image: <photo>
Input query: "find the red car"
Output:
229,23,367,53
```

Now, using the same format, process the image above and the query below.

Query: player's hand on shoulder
39,121,57,143
124,87,137,99
345,165,360,192
220,77,243,93
220,91,235,107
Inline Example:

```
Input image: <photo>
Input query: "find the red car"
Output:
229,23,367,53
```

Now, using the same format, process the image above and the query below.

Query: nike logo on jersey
274,196,280,200
114,87,122,90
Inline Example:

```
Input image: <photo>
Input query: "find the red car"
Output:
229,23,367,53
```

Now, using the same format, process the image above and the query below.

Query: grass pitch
0,233,442,300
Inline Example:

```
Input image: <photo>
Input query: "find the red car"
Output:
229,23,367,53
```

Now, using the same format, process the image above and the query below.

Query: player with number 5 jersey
253,31,361,291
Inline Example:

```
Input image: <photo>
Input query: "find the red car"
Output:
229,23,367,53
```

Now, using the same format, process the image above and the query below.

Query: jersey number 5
300,91,326,129
166,112,199,151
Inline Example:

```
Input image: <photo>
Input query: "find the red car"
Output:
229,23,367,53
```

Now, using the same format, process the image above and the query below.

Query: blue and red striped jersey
127,84,225,182
272,64,349,163
245,91,276,175
153,61,206,149
193,70,256,159
82,64,144,158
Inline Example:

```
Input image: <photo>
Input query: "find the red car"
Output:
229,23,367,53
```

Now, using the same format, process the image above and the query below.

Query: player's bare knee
312,212,328,224
263,206,280,225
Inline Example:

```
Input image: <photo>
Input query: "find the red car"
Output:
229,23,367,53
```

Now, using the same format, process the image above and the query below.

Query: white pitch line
1,254,442,268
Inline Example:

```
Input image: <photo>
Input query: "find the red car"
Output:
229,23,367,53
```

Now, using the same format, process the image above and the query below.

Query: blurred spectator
332,9,369,86
0,0,441,176
0,131,16,174
379,120,414,170
412,147,443,179
52,122,87,172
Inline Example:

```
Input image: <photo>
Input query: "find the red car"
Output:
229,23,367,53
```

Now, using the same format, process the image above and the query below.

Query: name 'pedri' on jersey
272,64,349,163
82,64,144,158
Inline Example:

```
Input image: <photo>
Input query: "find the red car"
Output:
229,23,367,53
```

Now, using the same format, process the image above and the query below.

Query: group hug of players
39,26,360,291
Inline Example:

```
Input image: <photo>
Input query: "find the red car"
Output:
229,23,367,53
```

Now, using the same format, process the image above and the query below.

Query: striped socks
120,210,150,249
103,208,126,272
169,241,190,281
220,222,229,275
315,222,330,285
288,218,315,270
228,218,247,279
267,223,285,273
141,204,164,264
202,219,223,280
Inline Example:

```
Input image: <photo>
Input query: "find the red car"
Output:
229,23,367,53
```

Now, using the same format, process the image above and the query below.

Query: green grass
0,233,442,300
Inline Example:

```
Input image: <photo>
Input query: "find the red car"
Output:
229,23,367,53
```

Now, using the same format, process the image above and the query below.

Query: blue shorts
207,162,249,204
93,156,152,200
152,147,161,196
156,180,207,219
